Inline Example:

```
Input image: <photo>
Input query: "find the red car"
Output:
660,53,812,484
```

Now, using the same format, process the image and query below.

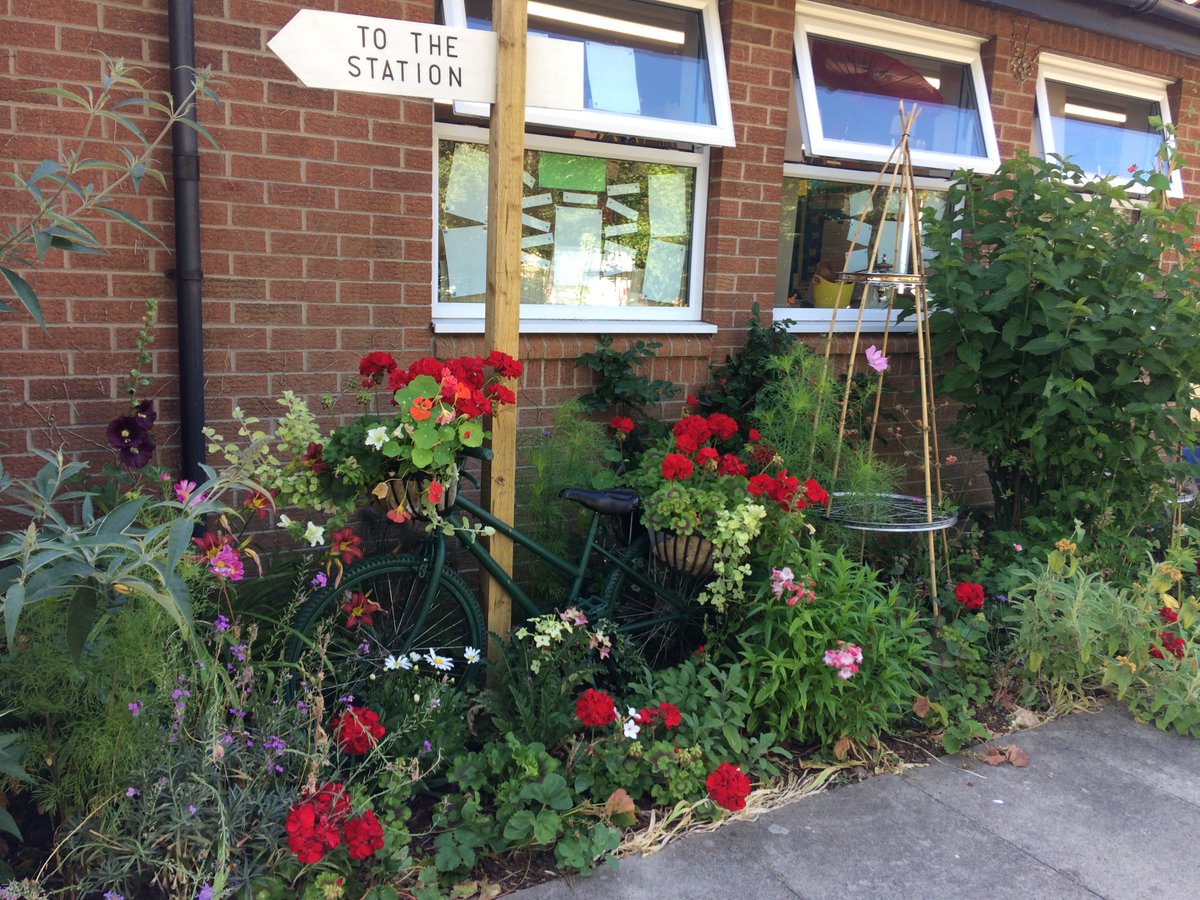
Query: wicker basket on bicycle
647,529,715,578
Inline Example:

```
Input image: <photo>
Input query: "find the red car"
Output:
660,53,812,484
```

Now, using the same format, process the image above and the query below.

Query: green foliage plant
575,335,679,422
921,151,1200,538
1,55,219,326
751,340,899,503
695,303,797,418
734,540,931,750
1010,528,1200,737
0,450,252,648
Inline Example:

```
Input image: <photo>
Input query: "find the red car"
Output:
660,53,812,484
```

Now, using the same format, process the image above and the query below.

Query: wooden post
482,0,526,661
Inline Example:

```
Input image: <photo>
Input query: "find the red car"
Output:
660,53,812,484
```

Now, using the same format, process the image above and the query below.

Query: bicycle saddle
559,487,640,516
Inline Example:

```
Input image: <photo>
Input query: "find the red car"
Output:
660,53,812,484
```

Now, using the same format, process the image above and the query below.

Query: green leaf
66,582,103,663
1,266,45,329
0,806,21,841
3,582,26,646
165,516,194,569
94,204,165,246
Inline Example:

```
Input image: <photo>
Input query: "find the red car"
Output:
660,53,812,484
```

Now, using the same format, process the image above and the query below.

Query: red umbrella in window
810,39,943,104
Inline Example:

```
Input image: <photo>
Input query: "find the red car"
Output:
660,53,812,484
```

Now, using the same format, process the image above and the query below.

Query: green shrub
921,151,1200,540
734,542,931,750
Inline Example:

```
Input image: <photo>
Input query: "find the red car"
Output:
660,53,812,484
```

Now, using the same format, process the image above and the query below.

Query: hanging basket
648,529,715,578
370,468,459,522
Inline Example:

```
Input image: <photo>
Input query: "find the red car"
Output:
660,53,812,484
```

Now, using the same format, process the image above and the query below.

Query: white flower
277,514,293,529
399,655,413,670
384,654,402,671
408,651,422,661
365,425,389,450
302,521,325,547
623,711,641,740
424,649,454,671
392,423,407,438
463,646,481,664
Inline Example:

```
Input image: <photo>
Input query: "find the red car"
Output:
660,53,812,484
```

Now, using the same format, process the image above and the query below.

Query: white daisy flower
399,655,413,670
384,655,402,671
424,649,454,671
365,425,389,450
463,646,481,664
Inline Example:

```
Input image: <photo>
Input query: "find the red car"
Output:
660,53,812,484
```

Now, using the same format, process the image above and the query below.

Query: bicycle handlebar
460,445,494,462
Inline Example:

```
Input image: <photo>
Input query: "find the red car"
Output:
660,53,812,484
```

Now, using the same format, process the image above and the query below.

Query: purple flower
311,572,328,588
106,415,155,468
104,892,125,900
422,739,433,753
125,786,139,798
213,615,230,632
128,700,143,717
188,804,198,815
135,398,157,429
196,885,214,900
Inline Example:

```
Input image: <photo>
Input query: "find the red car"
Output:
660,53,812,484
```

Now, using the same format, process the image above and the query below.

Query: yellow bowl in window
812,275,852,309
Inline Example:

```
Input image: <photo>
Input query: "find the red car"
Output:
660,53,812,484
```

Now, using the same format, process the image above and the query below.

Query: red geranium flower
575,688,617,728
484,382,516,405
657,702,682,729
954,581,986,612
748,428,762,442
706,762,751,811
343,808,385,860
1160,606,1179,623
285,799,341,864
696,447,720,467
359,351,398,386
634,707,658,726
609,416,635,435
803,478,829,506
718,453,748,476
662,453,695,481
706,413,738,441
332,706,386,755
484,349,523,379
747,473,774,496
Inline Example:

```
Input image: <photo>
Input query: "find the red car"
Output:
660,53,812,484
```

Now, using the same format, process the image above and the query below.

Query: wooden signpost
270,3,574,645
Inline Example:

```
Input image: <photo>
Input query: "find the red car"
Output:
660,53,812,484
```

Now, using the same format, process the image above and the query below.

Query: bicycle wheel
286,554,486,699
600,534,709,669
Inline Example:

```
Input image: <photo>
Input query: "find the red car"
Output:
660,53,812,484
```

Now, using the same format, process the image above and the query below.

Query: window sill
432,318,719,335
773,307,919,334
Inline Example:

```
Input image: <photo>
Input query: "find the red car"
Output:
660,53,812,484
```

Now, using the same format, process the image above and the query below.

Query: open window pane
1038,81,1164,177
443,0,733,145
437,137,696,310
792,2,999,171
808,37,986,159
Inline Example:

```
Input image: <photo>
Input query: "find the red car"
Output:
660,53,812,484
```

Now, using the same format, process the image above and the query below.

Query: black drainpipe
167,0,206,484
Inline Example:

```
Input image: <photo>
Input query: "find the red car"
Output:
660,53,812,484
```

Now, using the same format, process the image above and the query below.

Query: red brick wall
2,0,1199,504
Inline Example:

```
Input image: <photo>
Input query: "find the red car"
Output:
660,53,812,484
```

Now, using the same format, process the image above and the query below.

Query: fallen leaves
978,744,1029,768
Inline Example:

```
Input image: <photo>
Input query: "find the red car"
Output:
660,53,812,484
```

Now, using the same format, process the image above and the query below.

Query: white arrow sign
268,9,583,110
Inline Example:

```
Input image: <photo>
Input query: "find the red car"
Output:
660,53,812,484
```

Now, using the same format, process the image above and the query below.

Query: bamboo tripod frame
816,105,954,612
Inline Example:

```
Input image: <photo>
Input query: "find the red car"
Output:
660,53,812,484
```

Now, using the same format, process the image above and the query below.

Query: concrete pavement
513,702,1200,899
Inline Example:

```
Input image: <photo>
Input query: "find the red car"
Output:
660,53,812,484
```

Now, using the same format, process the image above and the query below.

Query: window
792,1,1000,172
441,0,734,146
772,165,947,333
1034,54,1181,195
434,125,708,330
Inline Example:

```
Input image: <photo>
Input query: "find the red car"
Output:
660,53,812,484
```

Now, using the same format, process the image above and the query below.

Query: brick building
3,0,1200,497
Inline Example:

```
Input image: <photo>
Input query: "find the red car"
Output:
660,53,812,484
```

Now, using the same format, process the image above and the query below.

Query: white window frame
773,163,950,334
793,0,1000,173
432,122,714,334
1034,53,1182,197
441,0,735,147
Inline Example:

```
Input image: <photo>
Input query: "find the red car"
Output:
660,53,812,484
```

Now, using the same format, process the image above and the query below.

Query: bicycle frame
410,491,664,625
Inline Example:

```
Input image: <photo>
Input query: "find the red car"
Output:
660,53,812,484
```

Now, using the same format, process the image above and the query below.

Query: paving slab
512,702,1200,899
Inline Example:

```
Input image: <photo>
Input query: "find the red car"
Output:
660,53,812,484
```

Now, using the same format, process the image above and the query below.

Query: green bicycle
285,449,710,691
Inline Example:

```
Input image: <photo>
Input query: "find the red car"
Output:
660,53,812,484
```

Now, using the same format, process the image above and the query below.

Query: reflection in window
438,139,695,308
1038,81,1163,177
460,0,715,128
807,37,985,159
773,175,944,310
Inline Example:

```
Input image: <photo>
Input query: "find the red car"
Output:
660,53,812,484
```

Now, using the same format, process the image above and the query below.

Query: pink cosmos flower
865,345,888,373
